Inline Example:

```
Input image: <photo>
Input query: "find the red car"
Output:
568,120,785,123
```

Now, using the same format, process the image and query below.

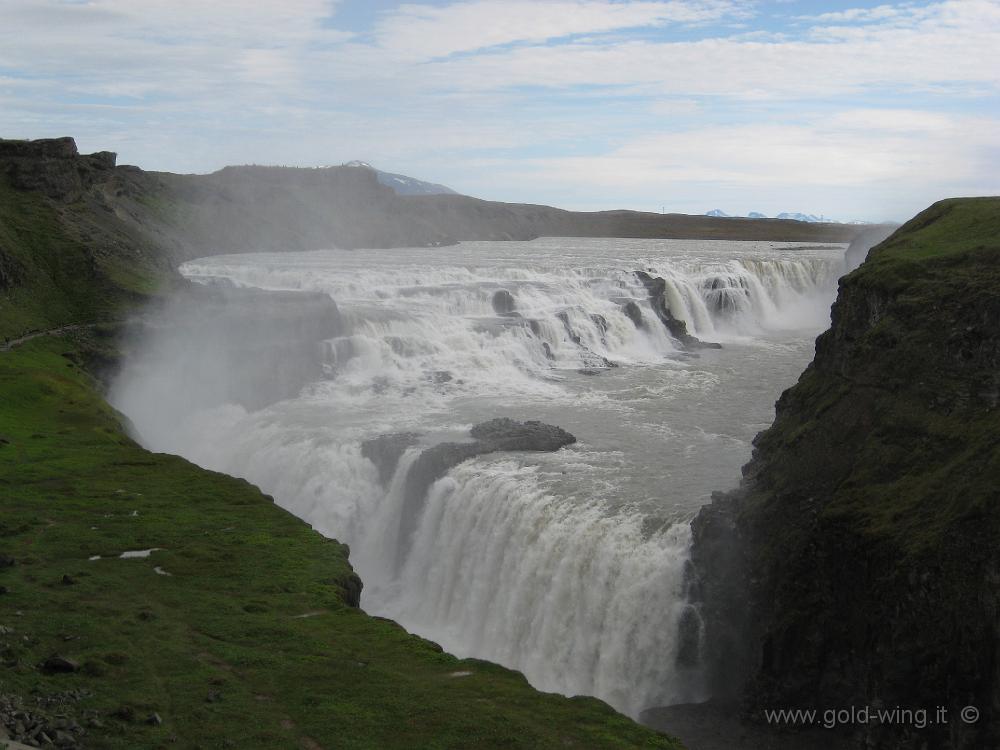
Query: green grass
0,180,169,341
855,196,1000,291
0,335,681,749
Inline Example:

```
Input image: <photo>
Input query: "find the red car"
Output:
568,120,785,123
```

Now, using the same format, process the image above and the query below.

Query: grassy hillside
0,179,170,342
0,335,680,749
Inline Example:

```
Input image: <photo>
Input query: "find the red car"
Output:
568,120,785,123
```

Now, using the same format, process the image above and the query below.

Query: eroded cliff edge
691,197,1000,749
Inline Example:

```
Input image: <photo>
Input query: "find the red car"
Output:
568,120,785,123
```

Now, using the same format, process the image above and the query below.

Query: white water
110,237,843,717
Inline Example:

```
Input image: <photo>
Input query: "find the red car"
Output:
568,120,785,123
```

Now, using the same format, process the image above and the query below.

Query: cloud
408,1,1000,97
372,0,749,60
0,0,350,97
0,0,998,221
797,3,923,24
532,112,996,187
483,108,1000,219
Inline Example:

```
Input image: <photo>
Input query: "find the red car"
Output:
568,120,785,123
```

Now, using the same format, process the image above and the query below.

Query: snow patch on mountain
343,160,457,196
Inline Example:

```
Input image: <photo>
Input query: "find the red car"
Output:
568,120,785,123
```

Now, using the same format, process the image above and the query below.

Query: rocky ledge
634,271,722,350
0,137,117,202
362,419,577,569
688,198,1000,749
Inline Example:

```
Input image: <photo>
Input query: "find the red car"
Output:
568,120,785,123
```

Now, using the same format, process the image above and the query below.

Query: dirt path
0,323,102,352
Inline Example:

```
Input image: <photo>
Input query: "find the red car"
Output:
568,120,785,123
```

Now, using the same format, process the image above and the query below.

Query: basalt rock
688,198,1000,749
492,289,518,316
395,419,576,569
623,301,645,329
556,311,582,345
403,419,575,504
635,271,721,350
0,137,116,202
340,571,364,608
361,432,422,486
469,418,577,451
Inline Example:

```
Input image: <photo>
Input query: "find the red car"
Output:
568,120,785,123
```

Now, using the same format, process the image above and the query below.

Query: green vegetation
0,335,680,749
0,180,168,342
749,197,1000,556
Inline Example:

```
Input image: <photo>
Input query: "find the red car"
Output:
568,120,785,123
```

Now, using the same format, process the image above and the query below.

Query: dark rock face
469,417,577,451
0,137,117,202
635,271,721,350
0,247,24,292
552,311,617,369
689,199,1000,749
555,311,582,345
492,289,518,316
394,419,576,569
360,432,422,486
0,137,79,159
340,571,363,608
623,301,645,328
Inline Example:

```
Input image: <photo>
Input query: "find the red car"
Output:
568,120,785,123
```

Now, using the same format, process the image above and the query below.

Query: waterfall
110,238,843,718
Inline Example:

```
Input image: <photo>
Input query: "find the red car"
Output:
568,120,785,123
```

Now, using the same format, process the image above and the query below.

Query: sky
1,0,999,222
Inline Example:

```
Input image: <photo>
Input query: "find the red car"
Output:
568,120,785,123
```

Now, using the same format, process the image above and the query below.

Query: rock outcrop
401,418,575,513
635,271,722,350
492,289,518,316
373,419,577,568
689,198,1000,749
0,137,116,201
360,432,422,486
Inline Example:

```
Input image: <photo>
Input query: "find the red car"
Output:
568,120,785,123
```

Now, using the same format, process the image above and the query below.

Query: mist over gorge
108,237,846,717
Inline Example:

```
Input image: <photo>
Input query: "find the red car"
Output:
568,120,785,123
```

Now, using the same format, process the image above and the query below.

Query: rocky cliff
691,197,1000,749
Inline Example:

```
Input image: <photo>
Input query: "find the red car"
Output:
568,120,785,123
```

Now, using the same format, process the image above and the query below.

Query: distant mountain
708,209,826,222
343,160,457,196
775,211,826,223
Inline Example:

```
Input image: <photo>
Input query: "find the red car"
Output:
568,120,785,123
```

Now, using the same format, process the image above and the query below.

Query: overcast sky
2,0,999,221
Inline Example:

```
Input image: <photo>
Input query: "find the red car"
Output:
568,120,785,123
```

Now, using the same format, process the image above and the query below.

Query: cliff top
858,196,1000,287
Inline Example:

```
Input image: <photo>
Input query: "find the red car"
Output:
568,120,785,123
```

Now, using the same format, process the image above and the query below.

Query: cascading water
110,236,844,718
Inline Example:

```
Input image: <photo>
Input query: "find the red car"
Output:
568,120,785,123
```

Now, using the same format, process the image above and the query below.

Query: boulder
469,417,576,452
41,656,80,674
395,419,576,570
491,289,518,316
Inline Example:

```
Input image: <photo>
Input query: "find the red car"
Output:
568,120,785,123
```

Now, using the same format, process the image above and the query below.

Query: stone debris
0,689,92,749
